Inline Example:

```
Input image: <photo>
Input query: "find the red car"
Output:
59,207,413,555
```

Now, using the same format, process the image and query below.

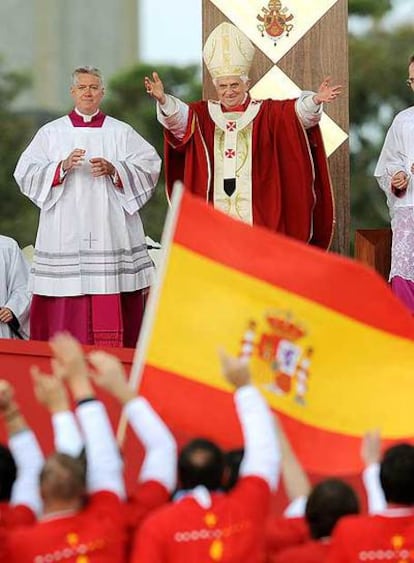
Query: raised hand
88,351,135,405
313,77,342,104
30,364,69,414
218,348,251,389
361,429,382,467
144,72,166,105
48,332,94,401
0,380,14,412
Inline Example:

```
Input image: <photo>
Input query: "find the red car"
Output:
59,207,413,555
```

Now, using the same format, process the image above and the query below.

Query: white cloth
362,462,387,515
0,236,30,339
76,400,125,499
124,397,177,491
52,411,84,458
14,115,161,296
9,429,44,515
374,107,414,281
235,384,280,491
283,495,307,518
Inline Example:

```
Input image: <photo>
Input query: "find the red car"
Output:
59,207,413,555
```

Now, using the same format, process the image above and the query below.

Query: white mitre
203,22,255,80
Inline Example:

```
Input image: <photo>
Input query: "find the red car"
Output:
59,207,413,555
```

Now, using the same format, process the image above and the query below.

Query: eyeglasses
406,78,414,86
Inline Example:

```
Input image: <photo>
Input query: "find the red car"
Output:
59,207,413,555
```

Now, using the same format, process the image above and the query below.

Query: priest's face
70,73,104,115
214,76,250,109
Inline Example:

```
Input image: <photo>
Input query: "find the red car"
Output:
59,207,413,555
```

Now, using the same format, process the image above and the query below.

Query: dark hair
178,438,224,491
0,444,17,501
40,452,86,502
409,54,414,65
380,443,414,505
222,448,244,491
305,478,360,539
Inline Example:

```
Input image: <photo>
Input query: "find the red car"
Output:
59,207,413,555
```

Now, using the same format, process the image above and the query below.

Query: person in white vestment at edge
14,66,161,348
0,236,30,340
374,54,414,314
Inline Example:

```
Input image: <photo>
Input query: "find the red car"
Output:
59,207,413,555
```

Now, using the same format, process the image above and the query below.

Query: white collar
74,107,100,123
174,485,214,509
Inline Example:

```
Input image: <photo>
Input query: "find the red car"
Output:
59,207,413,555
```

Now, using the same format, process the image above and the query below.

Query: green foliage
0,64,40,247
103,64,202,242
349,0,392,18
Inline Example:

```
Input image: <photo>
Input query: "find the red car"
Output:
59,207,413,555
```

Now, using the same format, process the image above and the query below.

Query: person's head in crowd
0,444,17,502
178,438,225,492
305,478,360,539
379,443,414,505
40,452,86,508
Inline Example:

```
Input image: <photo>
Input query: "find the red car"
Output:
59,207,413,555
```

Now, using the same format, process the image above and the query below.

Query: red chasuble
163,98,335,250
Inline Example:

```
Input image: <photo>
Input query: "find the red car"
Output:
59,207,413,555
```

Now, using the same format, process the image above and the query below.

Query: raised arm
0,380,43,515
276,419,311,517
31,360,84,458
220,350,280,491
361,429,386,514
144,71,190,140
49,333,125,498
296,76,342,129
88,350,177,493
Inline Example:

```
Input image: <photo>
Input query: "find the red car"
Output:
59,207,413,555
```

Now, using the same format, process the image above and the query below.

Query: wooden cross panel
202,0,349,254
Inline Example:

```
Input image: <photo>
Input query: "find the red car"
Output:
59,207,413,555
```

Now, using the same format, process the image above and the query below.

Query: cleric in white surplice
14,66,161,348
0,235,30,339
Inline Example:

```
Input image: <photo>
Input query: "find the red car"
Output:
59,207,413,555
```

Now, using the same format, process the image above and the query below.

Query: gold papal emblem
257,0,294,45
239,311,313,406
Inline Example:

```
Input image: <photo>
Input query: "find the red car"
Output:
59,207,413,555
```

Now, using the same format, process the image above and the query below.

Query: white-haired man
14,66,161,347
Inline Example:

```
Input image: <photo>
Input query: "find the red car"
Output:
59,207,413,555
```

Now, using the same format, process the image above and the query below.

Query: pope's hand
144,72,166,105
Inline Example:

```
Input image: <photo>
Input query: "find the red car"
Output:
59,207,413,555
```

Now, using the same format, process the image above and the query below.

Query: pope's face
70,73,104,115
214,76,250,109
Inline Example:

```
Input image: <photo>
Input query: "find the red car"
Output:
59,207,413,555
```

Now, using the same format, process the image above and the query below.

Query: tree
0,62,40,247
103,63,202,242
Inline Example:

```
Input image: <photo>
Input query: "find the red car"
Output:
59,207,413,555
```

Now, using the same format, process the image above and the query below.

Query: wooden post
354,228,392,281
202,0,349,255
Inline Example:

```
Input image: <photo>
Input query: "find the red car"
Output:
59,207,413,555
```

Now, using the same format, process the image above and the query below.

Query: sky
139,0,413,65
140,0,202,65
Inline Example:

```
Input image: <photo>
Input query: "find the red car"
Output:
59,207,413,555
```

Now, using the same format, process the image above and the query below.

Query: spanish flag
130,186,414,476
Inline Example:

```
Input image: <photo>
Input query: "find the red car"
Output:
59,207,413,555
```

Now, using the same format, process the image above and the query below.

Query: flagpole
116,182,185,445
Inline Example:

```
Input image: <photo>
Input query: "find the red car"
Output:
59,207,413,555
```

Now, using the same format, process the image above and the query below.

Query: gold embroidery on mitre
203,22,255,80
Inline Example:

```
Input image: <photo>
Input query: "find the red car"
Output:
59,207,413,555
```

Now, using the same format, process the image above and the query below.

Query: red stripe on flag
138,364,406,475
173,192,414,340
139,364,243,448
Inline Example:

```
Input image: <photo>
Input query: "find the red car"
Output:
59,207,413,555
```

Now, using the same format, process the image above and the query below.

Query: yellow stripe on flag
147,244,414,439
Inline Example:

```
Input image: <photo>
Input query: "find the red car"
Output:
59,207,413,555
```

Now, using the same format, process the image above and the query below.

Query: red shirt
131,476,271,562
326,512,414,562
126,480,171,530
2,492,128,563
265,516,309,558
0,502,36,529
270,539,330,563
